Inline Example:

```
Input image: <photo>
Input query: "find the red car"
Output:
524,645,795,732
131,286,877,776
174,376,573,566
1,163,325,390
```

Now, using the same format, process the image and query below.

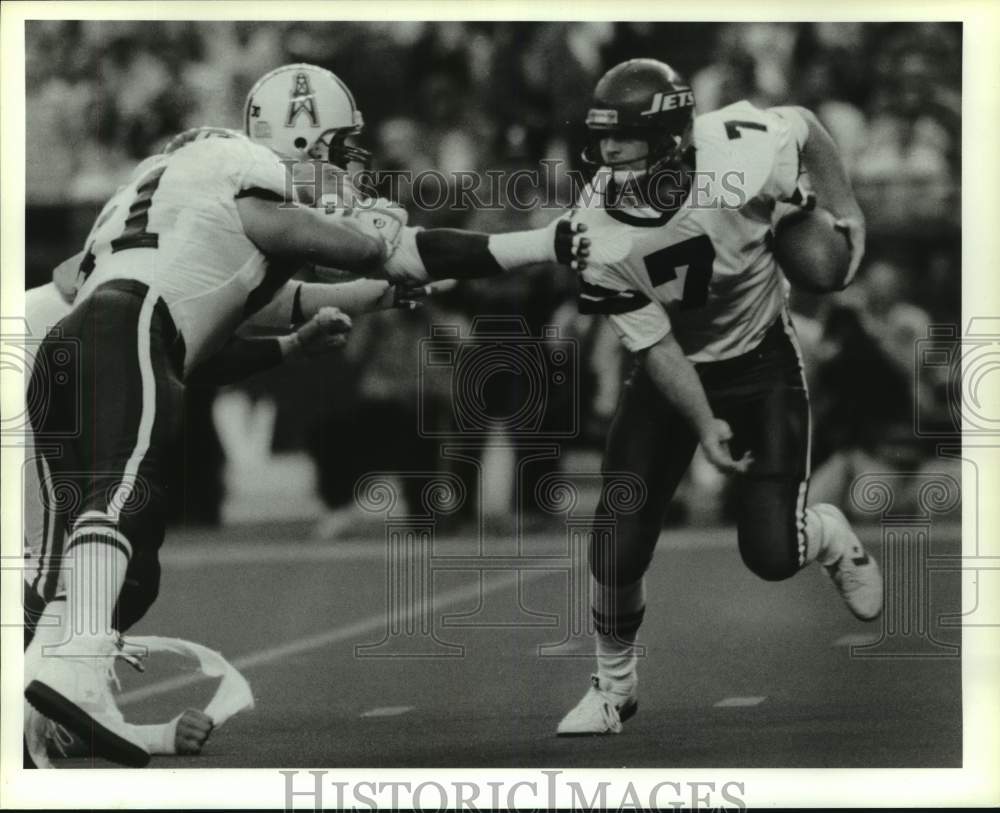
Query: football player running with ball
24,63,589,767
556,59,880,736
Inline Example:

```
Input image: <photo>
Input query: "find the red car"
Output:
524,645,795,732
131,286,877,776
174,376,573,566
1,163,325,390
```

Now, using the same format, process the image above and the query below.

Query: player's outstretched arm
247,278,390,327
380,218,590,286
790,106,866,286
292,278,454,316
641,332,753,475
246,277,455,331
236,194,387,275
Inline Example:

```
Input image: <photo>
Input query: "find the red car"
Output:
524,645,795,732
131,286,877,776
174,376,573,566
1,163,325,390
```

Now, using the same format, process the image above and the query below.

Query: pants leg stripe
780,309,812,567
30,453,55,595
108,289,157,524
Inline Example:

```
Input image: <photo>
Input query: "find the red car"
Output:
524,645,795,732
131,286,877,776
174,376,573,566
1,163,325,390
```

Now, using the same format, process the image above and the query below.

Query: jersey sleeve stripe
578,285,652,315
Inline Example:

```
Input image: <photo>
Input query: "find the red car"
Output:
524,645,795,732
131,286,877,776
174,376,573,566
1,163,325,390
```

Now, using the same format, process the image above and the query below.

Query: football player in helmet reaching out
555,59,880,736
240,63,590,290
23,63,589,767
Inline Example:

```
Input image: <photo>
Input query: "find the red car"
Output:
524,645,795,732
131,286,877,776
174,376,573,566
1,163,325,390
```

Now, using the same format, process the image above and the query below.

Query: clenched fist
283,306,353,358
172,709,214,755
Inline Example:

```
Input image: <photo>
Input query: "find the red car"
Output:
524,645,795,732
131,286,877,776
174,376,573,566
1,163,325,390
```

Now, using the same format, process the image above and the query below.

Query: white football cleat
816,504,883,621
24,634,150,767
556,674,638,736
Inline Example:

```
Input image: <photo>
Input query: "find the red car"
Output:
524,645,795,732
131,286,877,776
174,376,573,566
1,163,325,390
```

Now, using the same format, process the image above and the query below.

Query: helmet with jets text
583,58,695,174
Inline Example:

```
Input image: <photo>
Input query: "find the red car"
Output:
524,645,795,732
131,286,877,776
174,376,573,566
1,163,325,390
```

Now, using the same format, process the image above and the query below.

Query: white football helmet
243,63,370,167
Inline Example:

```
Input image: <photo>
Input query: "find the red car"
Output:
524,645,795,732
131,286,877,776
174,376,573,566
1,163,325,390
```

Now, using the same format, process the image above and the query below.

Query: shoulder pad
693,101,779,203
163,126,247,155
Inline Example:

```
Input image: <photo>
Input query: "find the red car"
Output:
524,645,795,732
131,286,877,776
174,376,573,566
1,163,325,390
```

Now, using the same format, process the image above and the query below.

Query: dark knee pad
737,525,801,581
733,473,806,582
590,517,660,587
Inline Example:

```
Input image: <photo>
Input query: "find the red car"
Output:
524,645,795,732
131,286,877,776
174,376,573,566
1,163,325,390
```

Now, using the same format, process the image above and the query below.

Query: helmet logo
641,90,695,116
286,72,319,128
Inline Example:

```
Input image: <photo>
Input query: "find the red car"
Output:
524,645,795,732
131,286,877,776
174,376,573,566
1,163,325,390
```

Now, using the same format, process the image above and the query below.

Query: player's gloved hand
172,709,214,755
283,306,352,358
552,219,590,271
380,279,459,310
833,211,866,288
699,418,753,475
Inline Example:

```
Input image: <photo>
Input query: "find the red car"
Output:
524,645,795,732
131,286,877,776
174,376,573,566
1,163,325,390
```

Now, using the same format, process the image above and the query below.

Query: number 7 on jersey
643,234,715,311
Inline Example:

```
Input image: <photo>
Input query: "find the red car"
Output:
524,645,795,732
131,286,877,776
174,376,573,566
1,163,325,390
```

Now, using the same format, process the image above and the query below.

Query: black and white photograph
1,2,997,809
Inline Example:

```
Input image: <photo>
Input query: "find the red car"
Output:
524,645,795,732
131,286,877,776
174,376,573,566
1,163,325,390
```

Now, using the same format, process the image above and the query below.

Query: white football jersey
574,101,809,362
74,131,291,372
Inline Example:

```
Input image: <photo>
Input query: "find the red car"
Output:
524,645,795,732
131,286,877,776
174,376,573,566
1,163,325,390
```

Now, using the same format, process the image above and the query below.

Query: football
772,206,851,293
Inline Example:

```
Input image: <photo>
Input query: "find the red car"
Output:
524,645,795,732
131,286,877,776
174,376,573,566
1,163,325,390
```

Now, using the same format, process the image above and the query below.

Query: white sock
596,633,638,686
65,532,129,646
135,720,177,755
803,506,845,567
592,577,645,687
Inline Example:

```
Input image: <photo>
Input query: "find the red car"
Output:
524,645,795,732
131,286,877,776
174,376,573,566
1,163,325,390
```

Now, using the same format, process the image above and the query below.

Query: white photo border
2,1,997,808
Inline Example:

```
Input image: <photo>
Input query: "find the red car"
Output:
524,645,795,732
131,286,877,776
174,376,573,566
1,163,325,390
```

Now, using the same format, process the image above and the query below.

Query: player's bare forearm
297,278,449,315
297,279,395,317
795,107,862,220
795,106,866,284
236,195,386,275
244,276,432,336
641,333,752,475
244,281,299,330
641,333,716,438
242,278,389,330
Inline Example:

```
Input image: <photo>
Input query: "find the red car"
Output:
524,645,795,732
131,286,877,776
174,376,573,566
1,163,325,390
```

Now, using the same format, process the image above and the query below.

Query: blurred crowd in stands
25,21,962,528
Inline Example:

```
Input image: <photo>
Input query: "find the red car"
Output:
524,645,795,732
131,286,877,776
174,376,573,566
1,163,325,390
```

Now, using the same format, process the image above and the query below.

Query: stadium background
25,21,962,532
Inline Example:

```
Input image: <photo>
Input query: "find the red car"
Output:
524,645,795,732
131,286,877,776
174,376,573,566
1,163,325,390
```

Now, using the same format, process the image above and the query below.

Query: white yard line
360,706,414,718
832,632,881,647
119,569,529,706
713,696,766,707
